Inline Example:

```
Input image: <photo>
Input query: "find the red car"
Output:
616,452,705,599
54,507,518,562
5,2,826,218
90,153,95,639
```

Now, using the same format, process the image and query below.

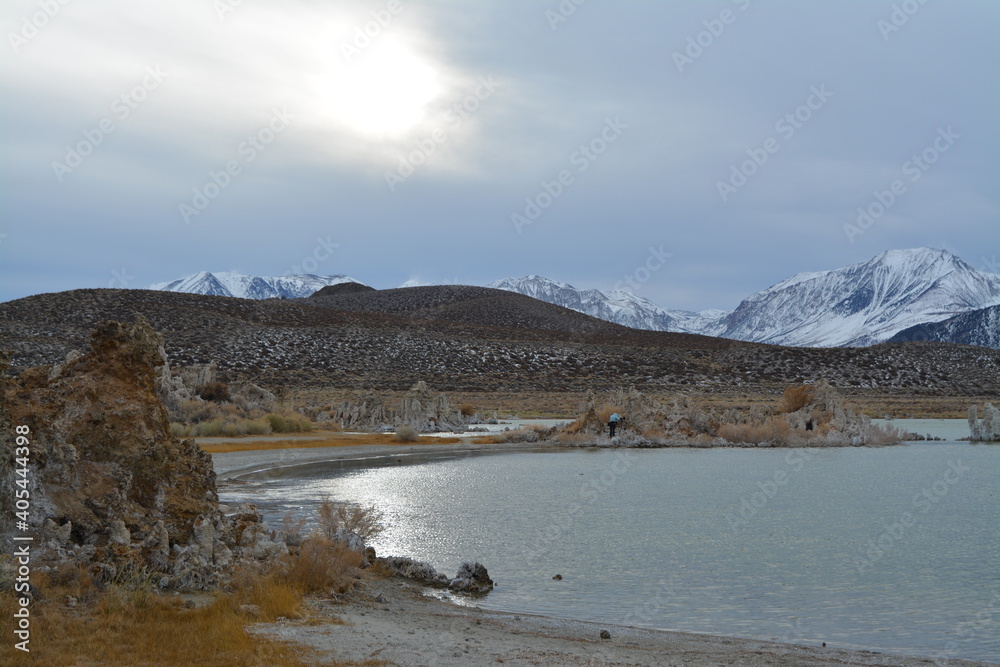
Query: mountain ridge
146,248,1000,348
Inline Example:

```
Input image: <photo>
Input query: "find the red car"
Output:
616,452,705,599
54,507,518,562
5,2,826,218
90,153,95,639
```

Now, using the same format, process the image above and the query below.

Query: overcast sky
2,0,997,311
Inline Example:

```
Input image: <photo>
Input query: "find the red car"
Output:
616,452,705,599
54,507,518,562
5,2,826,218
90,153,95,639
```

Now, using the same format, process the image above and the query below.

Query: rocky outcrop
969,403,999,441
379,556,494,595
449,561,494,595
333,381,464,432
397,381,462,432
0,317,280,589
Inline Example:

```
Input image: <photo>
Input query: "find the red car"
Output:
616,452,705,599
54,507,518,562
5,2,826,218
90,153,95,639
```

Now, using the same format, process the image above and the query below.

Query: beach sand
212,440,992,667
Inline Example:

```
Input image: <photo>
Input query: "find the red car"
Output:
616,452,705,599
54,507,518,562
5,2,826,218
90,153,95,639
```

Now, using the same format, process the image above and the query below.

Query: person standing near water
608,412,620,438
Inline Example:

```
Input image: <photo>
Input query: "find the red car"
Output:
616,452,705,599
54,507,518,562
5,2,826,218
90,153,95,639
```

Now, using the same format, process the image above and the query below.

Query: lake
221,441,999,662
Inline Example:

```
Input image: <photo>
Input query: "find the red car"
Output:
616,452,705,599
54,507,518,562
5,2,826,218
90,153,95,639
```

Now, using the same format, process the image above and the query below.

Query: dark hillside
2,288,998,395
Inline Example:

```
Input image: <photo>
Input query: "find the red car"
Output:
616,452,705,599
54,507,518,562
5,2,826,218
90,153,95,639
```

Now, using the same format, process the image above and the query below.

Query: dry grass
0,531,389,666
778,384,814,414
0,586,313,666
197,430,463,454
718,417,794,445
394,425,419,443
281,537,364,595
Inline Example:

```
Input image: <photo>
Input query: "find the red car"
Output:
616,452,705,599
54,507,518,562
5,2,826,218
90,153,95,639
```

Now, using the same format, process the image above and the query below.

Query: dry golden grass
1,588,313,666
1,543,386,666
197,430,462,454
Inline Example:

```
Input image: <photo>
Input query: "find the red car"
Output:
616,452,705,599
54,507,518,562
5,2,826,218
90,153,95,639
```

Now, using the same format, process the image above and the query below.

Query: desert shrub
317,498,385,541
498,427,540,443
394,425,419,442
266,412,313,433
245,417,272,435
196,381,231,403
169,422,189,437
280,513,308,546
718,416,792,445
779,384,814,414
282,536,363,595
194,419,225,437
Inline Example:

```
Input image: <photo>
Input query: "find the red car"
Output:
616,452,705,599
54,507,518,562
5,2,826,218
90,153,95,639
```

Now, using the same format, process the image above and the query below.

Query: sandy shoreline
251,574,989,666
211,441,993,666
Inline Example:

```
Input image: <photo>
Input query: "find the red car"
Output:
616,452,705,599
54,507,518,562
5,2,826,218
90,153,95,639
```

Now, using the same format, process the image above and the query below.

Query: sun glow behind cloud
2,1,451,169
317,37,443,137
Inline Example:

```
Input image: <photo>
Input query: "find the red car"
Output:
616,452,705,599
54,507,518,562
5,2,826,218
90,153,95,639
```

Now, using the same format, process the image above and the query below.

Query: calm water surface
222,443,999,662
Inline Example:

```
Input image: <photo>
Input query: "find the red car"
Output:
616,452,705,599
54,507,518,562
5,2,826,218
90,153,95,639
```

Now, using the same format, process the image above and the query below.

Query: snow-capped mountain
487,276,720,333
149,248,1000,348
715,248,1000,347
888,304,1000,349
147,271,363,300
489,249,1000,347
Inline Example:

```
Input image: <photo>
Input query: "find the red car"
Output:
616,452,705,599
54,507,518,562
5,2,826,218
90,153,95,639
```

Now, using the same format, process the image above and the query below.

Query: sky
1,0,998,312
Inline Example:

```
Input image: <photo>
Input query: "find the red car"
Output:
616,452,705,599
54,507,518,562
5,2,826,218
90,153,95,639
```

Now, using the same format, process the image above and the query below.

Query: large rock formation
969,403,999,441
0,317,276,589
332,381,463,432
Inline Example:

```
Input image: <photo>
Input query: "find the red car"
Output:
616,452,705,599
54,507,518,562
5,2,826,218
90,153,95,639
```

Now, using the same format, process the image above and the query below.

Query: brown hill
1,288,997,396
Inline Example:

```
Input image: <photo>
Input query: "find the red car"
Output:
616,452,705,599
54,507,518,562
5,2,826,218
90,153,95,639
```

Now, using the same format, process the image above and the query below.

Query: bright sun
321,37,442,137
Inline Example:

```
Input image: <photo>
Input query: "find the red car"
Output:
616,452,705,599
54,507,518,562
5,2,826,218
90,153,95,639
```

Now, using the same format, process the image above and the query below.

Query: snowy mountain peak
148,248,999,347
148,272,363,300
717,248,1000,347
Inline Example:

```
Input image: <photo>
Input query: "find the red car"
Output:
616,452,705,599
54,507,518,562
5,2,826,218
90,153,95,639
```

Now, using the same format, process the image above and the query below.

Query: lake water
221,442,999,662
